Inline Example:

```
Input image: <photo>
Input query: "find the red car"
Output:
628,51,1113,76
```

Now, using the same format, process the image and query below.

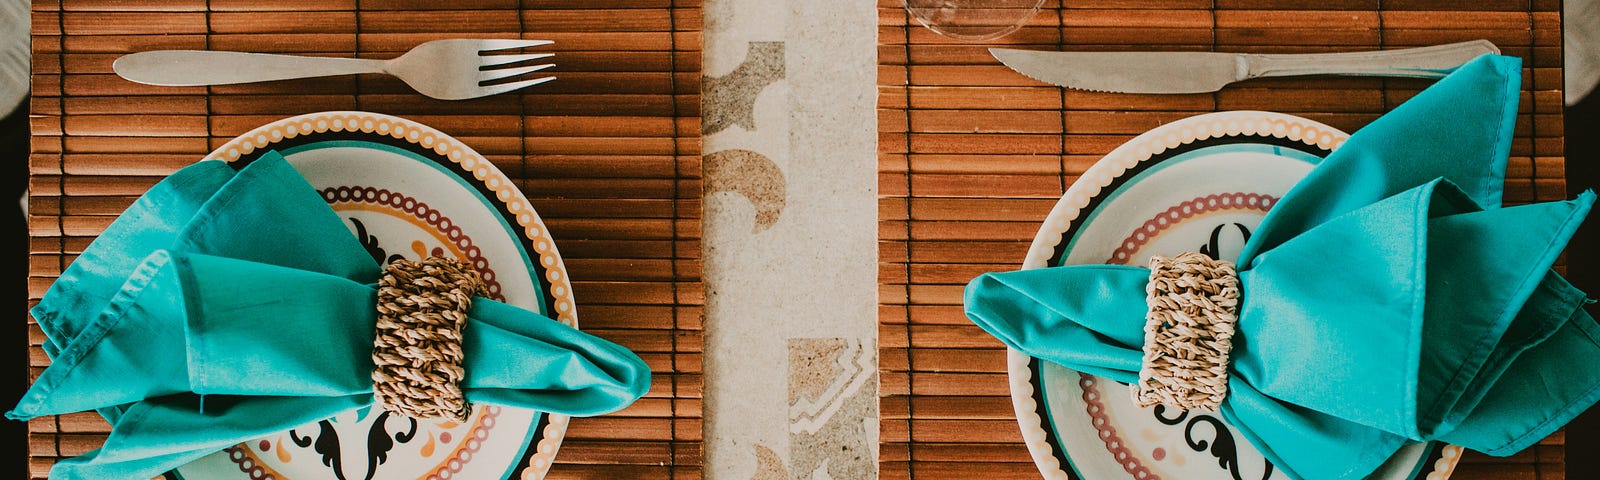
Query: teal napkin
965,55,1600,480
9,151,652,479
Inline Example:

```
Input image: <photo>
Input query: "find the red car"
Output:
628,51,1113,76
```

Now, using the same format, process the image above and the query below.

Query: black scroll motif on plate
363,411,419,480
1200,223,1252,261
1154,405,1276,480
290,420,344,478
289,410,420,480
351,217,407,265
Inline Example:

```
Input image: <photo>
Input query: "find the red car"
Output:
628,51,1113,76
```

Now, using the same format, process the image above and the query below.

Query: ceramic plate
1008,111,1465,480
166,112,573,480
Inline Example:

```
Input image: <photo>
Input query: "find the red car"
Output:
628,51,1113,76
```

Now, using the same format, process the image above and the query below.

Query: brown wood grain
26,0,702,478
880,0,1568,478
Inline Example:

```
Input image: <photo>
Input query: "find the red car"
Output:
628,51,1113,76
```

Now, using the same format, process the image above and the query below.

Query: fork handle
1245,40,1501,79
113,50,389,86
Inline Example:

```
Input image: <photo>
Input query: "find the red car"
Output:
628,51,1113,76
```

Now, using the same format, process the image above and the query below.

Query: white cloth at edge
1567,0,1599,105
1,0,27,116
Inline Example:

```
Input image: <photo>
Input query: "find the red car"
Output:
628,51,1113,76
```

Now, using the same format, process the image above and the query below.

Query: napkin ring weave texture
373,256,484,422
1133,252,1240,411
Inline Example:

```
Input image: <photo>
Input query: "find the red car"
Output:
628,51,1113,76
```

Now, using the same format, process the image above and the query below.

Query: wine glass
902,0,1046,42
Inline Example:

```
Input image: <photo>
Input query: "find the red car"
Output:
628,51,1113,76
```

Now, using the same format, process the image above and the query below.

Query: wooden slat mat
26,1,701,478
879,1,1565,479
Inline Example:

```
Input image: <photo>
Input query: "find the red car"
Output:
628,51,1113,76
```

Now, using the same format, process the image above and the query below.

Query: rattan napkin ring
372,256,484,422
1132,252,1241,411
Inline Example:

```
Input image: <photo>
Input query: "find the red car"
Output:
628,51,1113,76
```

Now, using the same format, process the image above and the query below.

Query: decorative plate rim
1006,110,1464,480
201,110,572,480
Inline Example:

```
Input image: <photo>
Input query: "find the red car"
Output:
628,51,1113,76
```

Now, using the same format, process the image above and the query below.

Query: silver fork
112,39,555,100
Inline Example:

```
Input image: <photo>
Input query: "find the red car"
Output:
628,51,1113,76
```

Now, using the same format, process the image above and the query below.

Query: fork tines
477,39,556,93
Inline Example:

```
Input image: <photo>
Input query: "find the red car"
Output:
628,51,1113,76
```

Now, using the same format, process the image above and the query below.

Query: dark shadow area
1568,90,1600,480
3,101,28,479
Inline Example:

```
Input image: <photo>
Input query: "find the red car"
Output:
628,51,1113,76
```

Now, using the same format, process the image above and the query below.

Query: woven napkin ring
1132,252,1241,411
372,256,485,422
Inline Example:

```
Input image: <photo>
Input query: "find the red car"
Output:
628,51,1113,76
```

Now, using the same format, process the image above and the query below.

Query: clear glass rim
900,0,1048,42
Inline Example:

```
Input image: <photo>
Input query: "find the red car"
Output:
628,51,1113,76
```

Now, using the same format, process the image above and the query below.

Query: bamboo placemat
879,1,1566,479
26,1,702,478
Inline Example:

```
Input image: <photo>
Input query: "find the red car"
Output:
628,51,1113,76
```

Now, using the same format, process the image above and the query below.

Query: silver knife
990,40,1500,94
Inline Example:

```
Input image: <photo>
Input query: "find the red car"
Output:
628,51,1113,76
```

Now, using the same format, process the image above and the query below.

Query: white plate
1008,111,1464,480
168,112,573,480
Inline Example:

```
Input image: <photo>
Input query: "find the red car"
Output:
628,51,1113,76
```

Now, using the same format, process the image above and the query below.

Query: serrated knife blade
990,40,1500,94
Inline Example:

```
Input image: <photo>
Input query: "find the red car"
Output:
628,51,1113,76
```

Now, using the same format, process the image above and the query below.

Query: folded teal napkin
965,54,1600,480
10,151,652,479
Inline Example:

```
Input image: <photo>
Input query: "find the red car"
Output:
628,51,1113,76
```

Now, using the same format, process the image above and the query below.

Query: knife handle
1246,40,1500,80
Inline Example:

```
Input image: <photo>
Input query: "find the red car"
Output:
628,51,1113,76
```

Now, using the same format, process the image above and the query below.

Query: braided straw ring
372,256,485,422
1132,252,1241,411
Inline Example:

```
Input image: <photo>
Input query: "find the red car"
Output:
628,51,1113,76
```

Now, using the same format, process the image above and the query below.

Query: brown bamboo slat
27,0,701,478
880,0,1567,478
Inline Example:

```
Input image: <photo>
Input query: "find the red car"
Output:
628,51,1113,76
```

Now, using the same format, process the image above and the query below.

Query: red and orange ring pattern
320,185,508,301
